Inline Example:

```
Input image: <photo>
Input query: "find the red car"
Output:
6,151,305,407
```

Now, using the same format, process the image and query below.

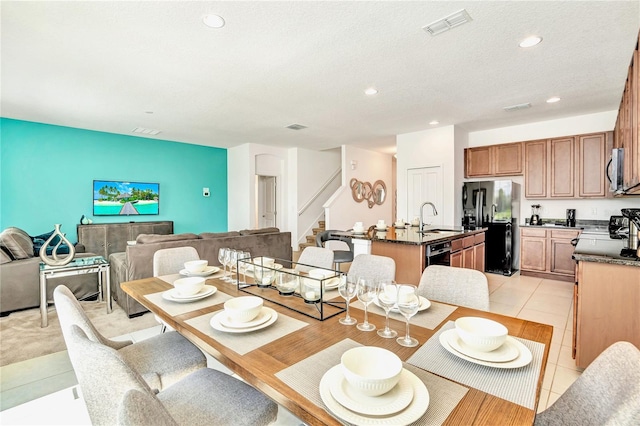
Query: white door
257,175,277,228
407,166,443,226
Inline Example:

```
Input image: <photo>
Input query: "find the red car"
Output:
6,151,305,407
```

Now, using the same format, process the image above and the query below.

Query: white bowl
224,296,263,323
173,277,205,296
455,317,508,352
184,260,208,273
341,347,403,396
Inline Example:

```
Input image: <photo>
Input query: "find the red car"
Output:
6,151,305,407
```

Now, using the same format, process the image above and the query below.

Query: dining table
121,273,552,426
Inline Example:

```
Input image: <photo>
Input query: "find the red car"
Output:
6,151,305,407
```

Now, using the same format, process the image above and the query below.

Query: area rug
0,301,158,367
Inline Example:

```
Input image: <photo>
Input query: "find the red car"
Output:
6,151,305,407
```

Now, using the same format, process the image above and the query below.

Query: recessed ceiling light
203,14,225,28
519,36,542,48
429,120,439,125
546,97,561,103
364,88,378,96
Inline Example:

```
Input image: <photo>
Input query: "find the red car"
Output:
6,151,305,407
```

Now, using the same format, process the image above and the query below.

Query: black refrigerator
462,180,520,276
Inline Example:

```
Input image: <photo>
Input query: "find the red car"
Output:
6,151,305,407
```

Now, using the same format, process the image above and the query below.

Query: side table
39,256,111,327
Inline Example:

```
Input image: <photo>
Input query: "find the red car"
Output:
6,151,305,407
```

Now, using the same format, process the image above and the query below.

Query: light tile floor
0,271,581,424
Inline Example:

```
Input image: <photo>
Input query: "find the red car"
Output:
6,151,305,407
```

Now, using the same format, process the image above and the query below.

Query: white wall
324,145,393,231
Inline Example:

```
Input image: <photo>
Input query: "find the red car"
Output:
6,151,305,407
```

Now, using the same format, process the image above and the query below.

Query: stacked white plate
179,266,220,277
439,328,533,368
319,365,429,425
162,285,217,303
210,307,278,333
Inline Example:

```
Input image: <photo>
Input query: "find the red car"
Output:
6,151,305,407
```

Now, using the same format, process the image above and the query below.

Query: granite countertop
342,225,487,246
521,219,609,234
573,233,640,267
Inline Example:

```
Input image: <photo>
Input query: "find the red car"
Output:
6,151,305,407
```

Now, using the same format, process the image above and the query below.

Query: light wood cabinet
450,232,485,272
464,143,523,178
77,221,173,258
577,133,609,197
520,228,579,281
524,140,547,198
574,261,640,368
549,137,575,198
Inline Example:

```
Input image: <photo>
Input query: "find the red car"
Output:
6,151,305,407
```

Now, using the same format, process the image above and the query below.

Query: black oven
426,241,451,266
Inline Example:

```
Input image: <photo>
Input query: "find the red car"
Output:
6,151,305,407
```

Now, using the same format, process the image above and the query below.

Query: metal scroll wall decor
350,178,387,208
39,224,75,266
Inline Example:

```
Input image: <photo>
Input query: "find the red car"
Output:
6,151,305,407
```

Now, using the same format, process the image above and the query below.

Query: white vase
39,224,75,266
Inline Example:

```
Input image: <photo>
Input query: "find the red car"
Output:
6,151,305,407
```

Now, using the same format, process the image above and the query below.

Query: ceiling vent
286,124,307,130
423,9,473,36
132,127,161,135
503,103,532,112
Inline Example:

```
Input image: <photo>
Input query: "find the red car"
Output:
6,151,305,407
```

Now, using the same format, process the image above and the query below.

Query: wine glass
218,247,229,280
338,275,357,325
228,249,239,284
356,277,377,331
237,251,251,285
222,249,235,282
396,284,420,347
376,279,398,338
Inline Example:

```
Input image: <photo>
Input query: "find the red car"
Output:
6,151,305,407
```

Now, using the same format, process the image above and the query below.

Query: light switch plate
203,187,210,197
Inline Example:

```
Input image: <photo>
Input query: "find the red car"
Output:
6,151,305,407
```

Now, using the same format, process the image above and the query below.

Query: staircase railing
297,168,341,216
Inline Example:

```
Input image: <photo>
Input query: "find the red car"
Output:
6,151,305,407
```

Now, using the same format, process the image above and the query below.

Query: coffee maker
566,209,576,227
530,204,541,226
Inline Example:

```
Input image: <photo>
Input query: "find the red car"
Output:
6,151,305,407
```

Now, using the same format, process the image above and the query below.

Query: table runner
350,300,457,330
185,309,308,355
276,338,468,425
407,321,545,410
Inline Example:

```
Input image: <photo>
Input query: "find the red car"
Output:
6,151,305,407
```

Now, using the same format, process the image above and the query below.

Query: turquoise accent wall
0,118,227,242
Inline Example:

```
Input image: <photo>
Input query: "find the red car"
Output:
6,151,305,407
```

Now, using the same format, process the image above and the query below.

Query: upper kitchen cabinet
524,132,611,199
464,142,523,178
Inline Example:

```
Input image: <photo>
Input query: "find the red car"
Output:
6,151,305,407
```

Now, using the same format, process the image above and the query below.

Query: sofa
0,227,99,316
109,227,293,317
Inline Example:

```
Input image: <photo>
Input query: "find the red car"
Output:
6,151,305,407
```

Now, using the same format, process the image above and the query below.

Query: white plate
210,307,278,333
162,285,217,303
445,329,519,362
374,296,431,313
179,266,220,277
328,365,414,416
218,307,273,329
439,329,533,368
320,366,429,425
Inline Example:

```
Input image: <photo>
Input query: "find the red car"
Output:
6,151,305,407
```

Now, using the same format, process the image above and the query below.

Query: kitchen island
344,226,486,285
572,234,640,368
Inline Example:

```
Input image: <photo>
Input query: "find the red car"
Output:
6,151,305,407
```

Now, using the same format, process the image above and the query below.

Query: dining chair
347,253,395,283
153,246,200,332
65,324,278,426
316,230,355,271
534,341,640,425
295,246,334,273
417,265,490,311
53,285,206,392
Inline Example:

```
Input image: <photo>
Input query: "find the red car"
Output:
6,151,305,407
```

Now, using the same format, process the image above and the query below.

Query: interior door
257,175,277,228
407,166,443,226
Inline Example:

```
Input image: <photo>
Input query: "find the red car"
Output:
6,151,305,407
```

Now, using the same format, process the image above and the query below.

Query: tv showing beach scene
93,180,159,216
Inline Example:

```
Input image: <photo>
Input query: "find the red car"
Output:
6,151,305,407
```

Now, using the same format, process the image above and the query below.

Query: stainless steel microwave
608,148,624,193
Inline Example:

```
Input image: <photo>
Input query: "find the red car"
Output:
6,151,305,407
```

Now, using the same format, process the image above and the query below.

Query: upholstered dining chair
153,246,200,332
66,324,278,426
347,254,396,283
53,285,205,392
316,230,355,271
417,265,490,311
534,341,640,425
295,246,334,273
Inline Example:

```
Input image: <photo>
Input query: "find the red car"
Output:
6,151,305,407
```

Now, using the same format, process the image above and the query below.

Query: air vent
286,124,307,130
423,9,473,36
503,103,532,112
132,127,161,135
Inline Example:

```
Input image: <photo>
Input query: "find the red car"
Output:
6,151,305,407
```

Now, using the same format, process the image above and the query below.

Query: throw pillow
0,227,34,260
31,229,70,256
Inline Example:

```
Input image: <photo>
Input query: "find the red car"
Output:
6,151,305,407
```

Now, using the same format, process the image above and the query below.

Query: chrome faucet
420,201,438,230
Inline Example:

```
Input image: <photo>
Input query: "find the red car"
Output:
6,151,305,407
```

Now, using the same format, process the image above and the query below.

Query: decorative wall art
350,178,387,208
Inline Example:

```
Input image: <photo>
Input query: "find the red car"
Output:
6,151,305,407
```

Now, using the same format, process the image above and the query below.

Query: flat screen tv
93,180,159,216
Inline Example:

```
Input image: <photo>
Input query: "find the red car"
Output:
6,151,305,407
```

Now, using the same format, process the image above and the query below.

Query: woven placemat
144,289,230,317
407,321,545,410
351,300,457,330
276,338,468,425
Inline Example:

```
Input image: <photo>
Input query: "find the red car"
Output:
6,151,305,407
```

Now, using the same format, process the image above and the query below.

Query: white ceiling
2,1,639,154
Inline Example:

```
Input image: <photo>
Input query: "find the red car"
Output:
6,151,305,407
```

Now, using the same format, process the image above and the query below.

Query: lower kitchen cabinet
520,228,579,282
450,233,485,272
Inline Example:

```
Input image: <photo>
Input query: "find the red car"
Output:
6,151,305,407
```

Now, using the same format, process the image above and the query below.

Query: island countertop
338,225,487,246
573,233,640,267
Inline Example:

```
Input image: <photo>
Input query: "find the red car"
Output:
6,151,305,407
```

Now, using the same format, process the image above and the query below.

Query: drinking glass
356,277,377,331
228,249,239,284
376,279,398,338
396,284,420,347
237,251,251,285
218,247,229,280
222,248,235,282
337,275,357,325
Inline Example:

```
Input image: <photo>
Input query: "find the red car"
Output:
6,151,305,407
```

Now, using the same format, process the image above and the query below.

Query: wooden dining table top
121,276,552,426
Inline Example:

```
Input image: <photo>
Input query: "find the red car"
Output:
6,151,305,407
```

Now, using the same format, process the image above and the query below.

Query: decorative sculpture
39,224,75,266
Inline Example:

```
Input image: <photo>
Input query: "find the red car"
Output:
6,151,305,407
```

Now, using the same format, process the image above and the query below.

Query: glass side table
39,256,111,327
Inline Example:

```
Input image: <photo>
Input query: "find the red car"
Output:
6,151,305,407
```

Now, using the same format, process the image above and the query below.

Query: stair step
318,220,325,228
306,235,316,243
299,242,316,250
312,227,324,234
